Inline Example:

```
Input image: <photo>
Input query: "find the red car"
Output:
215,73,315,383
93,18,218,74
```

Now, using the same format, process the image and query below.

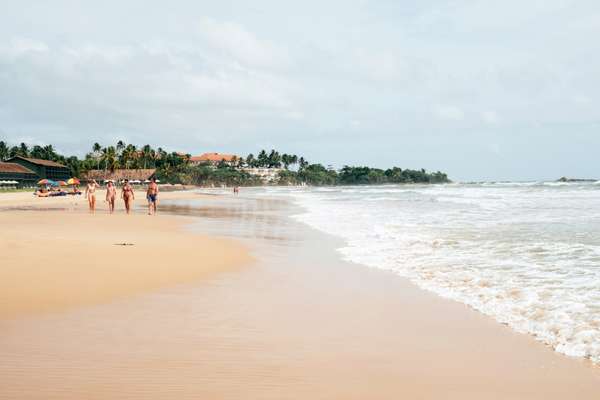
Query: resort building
83,169,157,184
189,153,239,167
243,167,284,183
0,162,38,187
5,156,71,181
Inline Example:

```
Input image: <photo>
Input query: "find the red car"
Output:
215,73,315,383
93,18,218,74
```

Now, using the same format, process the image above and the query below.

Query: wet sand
1,190,599,399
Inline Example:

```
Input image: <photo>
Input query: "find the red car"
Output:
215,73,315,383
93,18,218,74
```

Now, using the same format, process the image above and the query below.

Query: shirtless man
105,181,117,213
121,179,135,214
84,179,99,213
146,177,159,215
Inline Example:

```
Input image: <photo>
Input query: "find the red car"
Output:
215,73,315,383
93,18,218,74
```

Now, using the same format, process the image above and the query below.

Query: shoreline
1,189,599,399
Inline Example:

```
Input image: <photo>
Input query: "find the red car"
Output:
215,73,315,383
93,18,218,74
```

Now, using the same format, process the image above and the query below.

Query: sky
0,0,599,181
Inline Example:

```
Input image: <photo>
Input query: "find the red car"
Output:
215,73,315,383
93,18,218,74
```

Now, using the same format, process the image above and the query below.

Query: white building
243,167,284,183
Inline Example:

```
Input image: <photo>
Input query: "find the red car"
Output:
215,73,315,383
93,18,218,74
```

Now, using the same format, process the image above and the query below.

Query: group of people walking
84,178,159,215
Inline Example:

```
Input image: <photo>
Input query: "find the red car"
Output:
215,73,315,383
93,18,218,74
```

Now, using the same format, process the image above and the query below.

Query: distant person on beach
233,186,239,195
84,179,99,213
121,179,135,214
105,181,116,213
146,177,159,215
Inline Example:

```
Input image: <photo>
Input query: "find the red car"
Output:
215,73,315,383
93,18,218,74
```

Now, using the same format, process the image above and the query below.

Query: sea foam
286,183,600,363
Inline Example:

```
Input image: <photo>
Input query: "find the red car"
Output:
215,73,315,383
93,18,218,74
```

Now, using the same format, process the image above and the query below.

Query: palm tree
257,150,268,167
298,157,308,171
0,141,7,160
246,154,255,168
156,147,166,167
43,144,56,160
236,156,245,168
101,146,119,173
31,145,44,159
281,154,290,169
267,150,281,168
126,144,138,169
18,142,30,157
150,149,157,168
92,142,102,169
141,144,152,169
116,140,125,153
290,154,298,170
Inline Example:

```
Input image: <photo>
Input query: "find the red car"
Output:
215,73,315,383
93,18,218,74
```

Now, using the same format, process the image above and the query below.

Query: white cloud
573,95,592,105
434,105,464,121
1,1,600,180
481,111,499,124
197,17,289,69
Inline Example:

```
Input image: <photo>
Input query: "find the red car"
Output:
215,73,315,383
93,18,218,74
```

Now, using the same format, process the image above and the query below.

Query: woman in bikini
121,179,135,214
105,181,117,213
84,179,99,213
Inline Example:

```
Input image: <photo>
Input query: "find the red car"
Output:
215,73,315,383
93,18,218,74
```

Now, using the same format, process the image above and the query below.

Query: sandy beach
1,189,599,399
0,190,250,319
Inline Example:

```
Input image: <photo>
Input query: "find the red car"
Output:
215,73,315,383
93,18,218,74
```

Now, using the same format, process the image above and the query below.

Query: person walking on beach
121,179,135,214
84,179,99,213
105,181,116,213
146,177,159,215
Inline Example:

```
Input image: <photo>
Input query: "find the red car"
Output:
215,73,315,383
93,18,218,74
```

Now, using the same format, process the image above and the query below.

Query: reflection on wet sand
160,196,303,243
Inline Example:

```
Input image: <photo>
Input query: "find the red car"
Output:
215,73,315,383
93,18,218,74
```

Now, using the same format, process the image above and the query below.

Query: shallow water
242,182,600,363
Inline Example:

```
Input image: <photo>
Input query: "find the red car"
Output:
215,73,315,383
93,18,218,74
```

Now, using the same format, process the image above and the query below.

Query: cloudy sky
1,0,599,181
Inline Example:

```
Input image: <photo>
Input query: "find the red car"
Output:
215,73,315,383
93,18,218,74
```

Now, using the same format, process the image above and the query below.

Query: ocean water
262,182,600,364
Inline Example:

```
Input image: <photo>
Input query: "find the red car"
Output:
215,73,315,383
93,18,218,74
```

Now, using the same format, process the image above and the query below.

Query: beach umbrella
67,178,80,185
38,179,58,186
38,179,57,186
57,181,67,186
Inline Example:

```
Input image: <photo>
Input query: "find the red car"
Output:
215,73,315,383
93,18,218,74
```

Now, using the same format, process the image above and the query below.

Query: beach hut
0,162,38,187
5,156,71,181
82,169,157,184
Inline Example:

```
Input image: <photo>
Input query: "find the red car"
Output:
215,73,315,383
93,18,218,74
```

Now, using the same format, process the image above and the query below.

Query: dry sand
0,190,250,319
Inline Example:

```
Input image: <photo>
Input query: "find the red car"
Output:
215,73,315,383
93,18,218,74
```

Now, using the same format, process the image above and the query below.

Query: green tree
257,150,268,167
246,153,256,167
267,149,281,168
141,144,152,169
18,142,30,157
92,142,102,169
101,146,119,172
0,141,7,160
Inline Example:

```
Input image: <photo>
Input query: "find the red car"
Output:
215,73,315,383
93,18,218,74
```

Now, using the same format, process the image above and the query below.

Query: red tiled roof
0,162,36,174
190,153,238,163
9,156,68,168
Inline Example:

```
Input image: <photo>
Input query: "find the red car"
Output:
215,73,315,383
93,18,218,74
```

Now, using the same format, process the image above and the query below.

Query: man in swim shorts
146,177,159,215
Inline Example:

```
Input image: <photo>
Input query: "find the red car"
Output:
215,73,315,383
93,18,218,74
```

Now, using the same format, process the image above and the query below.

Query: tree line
0,140,450,186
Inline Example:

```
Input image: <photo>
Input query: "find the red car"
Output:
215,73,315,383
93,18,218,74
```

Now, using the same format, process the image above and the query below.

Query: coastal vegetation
0,140,450,186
